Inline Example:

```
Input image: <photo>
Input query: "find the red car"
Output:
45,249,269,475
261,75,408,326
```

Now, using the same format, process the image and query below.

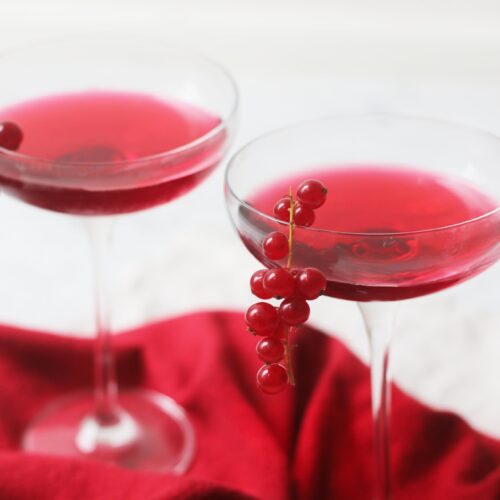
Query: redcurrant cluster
0,122,23,151
245,179,328,394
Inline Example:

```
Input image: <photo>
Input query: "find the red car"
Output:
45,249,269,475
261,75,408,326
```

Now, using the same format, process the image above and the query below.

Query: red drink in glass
246,166,499,301
0,91,224,214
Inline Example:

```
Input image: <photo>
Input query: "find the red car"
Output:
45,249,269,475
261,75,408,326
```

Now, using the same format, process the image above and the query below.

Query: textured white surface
0,1,499,439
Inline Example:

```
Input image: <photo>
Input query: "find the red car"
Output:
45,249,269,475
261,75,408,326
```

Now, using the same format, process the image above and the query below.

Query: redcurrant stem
284,185,296,386
284,325,296,386
287,186,295,269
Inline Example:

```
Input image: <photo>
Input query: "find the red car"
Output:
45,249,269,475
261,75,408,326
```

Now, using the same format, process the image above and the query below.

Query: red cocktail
0,90,225,214
243,166,498,301
0,36,237,472
225,115,499,499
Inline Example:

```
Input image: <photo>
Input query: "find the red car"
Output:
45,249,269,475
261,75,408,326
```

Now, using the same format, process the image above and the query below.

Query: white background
0,1,499,438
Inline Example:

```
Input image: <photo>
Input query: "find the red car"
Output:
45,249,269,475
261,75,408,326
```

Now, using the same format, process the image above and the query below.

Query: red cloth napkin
0,311,498,499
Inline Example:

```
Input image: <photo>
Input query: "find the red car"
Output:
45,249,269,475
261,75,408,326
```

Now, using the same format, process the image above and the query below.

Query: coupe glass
225,115,499,499
0,36,237,472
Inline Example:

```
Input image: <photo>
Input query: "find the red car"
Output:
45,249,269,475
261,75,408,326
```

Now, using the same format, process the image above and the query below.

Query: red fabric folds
0,310,498,499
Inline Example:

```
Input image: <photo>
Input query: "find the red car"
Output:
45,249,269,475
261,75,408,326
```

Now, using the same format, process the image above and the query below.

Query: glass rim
0,33,239,169
225,113,500,237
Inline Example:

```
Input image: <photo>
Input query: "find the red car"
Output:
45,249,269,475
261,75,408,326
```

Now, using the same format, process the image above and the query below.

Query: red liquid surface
244,167,499,301
0,91,223,214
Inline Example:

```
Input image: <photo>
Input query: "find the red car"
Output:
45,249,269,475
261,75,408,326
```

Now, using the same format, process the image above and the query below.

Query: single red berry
0,122,23,151
297,179,328,209
274,197,292,222
245,302,279,335
296,267,327,300
256,337,285,364
254,318,286,339
294,203,315,227
262,232,289,261
257,364,288,394
279,297,310,325
263,268,296,298
250,270,274,299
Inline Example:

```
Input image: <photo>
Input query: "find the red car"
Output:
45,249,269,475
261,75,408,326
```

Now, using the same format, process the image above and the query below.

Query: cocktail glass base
22,389,196,473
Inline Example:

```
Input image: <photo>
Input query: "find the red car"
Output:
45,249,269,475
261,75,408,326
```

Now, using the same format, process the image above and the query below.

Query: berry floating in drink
0,122,23,151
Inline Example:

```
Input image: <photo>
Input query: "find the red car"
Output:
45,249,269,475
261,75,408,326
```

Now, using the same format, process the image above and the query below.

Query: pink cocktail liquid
244,167,499,301
0,91,223,214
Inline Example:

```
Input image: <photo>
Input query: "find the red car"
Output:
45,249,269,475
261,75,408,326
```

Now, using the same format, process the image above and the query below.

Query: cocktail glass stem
76,217,139,454
86,217,119,420
358,301,400,500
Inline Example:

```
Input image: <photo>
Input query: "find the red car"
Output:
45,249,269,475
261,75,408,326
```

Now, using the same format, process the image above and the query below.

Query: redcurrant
245,302,279,335
294,203,315,227
296,267,327,300
263,268,295,298
250,270,274,299
274,197,291,222
262,232,289,261
0,122,23,151
279,297,310,325
297,179,327,209
257,364,288,394
256,337,285,364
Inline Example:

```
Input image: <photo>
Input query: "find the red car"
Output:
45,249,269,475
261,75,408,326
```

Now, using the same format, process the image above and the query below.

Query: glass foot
22,389,196,473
